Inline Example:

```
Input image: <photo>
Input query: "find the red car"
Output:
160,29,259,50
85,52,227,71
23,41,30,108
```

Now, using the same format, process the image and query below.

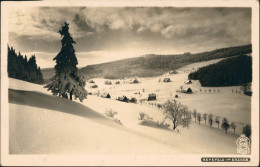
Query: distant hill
188,55,252,87
41,67,55,84
42,44,252,83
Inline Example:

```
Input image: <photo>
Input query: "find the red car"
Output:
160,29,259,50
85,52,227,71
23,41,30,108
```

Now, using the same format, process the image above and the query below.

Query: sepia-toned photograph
1,0,259,166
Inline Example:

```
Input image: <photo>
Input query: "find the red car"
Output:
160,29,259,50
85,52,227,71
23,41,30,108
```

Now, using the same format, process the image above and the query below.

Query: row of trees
188,55,252,87
232,89,242,95
192,110,251,137
8,45,44,84
143,99,251,137
199,89,220,93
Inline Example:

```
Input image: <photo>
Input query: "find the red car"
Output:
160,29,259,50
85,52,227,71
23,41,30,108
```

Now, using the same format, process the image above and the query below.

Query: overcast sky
8,7,251,68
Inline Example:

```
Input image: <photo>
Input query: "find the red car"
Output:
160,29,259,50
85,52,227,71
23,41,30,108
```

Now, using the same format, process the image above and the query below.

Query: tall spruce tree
45,22,87,102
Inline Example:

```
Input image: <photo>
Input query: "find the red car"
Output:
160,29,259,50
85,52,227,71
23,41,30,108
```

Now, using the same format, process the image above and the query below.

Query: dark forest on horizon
188,55,252,87
8,45,44,84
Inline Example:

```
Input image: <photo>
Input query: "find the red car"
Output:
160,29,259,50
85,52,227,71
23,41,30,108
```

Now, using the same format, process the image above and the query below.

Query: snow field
8,58,250,154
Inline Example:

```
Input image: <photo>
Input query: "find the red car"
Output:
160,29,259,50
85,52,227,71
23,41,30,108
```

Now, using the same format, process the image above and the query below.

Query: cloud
27,49,148,68
23,51,57,68
161,25,186,38
9,7,251,41
7,7,251,67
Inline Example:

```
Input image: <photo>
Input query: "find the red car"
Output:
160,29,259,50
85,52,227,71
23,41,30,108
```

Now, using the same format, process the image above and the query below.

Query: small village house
163,78,171,82
101,93,111,98
116,96,129,102
148,93,156,101
91,84,98,88
185,80,192,84
181,87,192,94
105,80,112,85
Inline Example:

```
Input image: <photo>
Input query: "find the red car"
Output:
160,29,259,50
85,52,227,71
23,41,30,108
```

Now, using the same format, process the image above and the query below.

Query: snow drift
9,77,240,154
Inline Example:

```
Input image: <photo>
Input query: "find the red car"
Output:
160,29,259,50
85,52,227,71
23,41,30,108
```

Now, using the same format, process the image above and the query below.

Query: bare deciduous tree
193,109,197,122
231,122,237,134
203,113,208,125
242,124,251,138
208,114,213,128
221,118,230,134
215,117,220,128
197,113,201,125
163,100,192,131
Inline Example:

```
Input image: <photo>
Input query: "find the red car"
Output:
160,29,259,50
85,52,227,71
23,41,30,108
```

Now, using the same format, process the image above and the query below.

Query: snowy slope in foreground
9,78,238,154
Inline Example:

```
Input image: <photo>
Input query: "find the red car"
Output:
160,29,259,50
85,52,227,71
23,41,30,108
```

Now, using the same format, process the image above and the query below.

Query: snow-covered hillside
9,79,182,154
9,59,247,155
86,58,251,126
6,85,237,154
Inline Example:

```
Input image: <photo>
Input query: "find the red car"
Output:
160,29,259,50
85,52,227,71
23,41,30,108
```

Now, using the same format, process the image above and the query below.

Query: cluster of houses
98,92,157,104
181,87,192,94
89,79,140,86
181,80,193,93
115,93,156,103
88,79,119,88
158,77,193,94
87,77,194,106
158,78,171,82
104,78,140,85
116,96,137,103
88,80,98,88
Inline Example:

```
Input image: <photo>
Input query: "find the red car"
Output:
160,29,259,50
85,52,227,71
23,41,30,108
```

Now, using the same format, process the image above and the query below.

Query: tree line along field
134,100,249,137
